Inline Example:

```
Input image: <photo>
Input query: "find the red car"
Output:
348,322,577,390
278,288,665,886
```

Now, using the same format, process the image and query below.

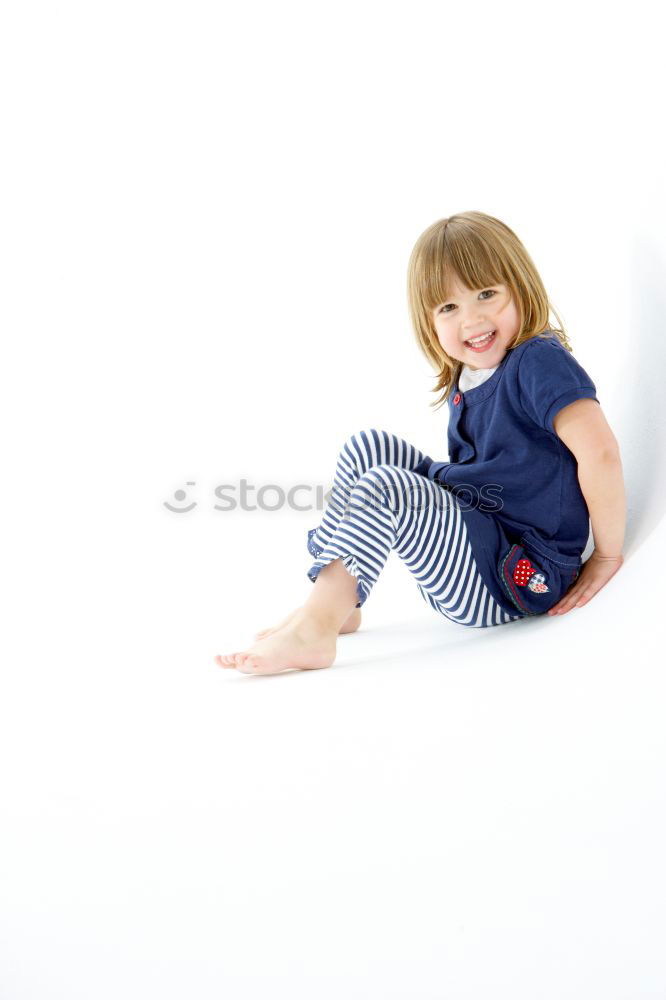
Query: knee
343,427,380,450
355,464,431,514
350,465,403,513
342,428,400,463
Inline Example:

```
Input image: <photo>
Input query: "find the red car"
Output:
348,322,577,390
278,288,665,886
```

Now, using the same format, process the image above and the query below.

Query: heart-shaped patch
513,558,536,586
513,558,550,593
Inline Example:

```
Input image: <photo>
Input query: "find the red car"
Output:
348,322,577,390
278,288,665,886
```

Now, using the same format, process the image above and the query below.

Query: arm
553,397,626,556
548,398,626,614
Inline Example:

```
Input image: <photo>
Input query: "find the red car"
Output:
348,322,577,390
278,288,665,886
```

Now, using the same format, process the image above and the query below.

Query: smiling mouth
466,330,497,348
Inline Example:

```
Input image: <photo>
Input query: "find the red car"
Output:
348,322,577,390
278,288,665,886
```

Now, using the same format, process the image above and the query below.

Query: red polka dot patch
513,558,550,593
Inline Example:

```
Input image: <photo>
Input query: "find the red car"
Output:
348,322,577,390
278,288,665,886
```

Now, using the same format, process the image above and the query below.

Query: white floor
3,2,665,995
2,508,665,999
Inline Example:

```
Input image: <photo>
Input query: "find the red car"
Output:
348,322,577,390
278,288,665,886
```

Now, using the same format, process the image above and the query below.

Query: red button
453,393,461,405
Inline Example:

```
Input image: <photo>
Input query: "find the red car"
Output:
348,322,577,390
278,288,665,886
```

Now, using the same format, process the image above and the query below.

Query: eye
438,289,497,314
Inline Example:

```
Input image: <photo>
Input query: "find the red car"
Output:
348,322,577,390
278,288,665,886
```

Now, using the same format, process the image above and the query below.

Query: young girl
216,211,626,675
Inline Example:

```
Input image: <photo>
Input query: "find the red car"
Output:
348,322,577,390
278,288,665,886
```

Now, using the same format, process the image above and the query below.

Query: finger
551,586,596,615
548,587,585,615
571,589,594,609
547,588,581,615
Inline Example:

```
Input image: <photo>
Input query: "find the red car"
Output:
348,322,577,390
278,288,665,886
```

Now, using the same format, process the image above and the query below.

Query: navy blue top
414,333,600,617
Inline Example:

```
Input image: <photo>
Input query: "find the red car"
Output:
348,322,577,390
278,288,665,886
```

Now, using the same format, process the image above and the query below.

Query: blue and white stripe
307,428,521,629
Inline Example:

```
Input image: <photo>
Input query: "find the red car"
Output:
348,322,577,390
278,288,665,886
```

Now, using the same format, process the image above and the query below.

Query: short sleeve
517,337,600,436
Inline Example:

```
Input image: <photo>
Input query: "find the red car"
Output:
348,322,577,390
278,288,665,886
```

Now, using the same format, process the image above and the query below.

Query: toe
237,655,259,674
220,652,246,668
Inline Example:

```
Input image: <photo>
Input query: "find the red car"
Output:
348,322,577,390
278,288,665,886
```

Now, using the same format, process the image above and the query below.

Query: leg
300,556,360,632
257,428,429,639
307,428,431,559
309,458,521,628
216,434,426,674
214,429,516,676
392,470,522,627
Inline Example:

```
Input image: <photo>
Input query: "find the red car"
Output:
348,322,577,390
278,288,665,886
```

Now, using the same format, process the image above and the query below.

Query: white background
1,1,665,997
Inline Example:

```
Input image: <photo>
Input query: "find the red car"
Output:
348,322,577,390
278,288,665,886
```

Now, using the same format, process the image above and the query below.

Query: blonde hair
406,210,572,410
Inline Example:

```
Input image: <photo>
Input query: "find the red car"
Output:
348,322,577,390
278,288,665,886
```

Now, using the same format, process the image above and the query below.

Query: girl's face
431,275,520,371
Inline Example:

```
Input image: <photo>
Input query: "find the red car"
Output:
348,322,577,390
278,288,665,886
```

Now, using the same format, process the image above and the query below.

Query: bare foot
215,610,338,676
255,605,361,639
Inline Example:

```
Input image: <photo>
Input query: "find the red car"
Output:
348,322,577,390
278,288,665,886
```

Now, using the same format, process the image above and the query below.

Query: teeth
468,330,495,345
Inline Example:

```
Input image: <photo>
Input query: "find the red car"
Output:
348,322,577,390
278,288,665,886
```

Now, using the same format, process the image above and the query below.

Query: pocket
497,542,579,617
519,528,582,569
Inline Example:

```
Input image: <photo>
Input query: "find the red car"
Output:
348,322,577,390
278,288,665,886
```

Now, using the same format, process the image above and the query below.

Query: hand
546,550,624,616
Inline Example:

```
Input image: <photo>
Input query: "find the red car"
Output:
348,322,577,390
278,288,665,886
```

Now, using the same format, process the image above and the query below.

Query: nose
461,309,488,331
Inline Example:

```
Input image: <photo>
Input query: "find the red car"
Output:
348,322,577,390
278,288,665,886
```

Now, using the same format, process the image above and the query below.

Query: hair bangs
416,226,508,314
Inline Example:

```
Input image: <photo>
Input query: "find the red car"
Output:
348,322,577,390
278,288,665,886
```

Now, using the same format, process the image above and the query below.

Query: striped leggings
306,429,522,629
